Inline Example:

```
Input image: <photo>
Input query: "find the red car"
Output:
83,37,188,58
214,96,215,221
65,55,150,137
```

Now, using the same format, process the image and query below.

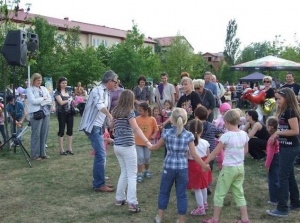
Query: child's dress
187,138,212,189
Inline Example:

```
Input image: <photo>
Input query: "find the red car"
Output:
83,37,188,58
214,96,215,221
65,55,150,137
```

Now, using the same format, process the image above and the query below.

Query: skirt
187,158,212,189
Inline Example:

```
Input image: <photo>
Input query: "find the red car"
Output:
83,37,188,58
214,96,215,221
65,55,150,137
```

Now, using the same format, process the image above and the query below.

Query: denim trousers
86,126,106,188
277,145,300,213
136,145,151,165
158,168,188,215
268,153,280,203
114,145,138,205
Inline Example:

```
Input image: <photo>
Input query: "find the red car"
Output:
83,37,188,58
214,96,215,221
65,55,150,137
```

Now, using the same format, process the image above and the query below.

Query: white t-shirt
219,130,249,166
188,138,210,159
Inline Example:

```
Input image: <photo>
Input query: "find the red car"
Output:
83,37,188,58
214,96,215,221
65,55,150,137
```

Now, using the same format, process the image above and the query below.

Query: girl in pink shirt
265,116,280,205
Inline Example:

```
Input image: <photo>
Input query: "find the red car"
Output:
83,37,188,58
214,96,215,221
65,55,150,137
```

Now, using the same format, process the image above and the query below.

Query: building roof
155,36,194,50
11,9,156,44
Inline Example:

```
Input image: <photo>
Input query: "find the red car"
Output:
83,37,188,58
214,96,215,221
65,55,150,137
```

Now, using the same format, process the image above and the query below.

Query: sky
18,0,300,54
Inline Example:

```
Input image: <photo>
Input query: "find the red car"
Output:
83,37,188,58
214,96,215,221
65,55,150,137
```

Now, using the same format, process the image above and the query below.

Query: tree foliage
224,19,240,65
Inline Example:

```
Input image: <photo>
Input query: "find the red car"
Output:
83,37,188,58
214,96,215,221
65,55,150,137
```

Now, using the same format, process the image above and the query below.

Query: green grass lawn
0,115,300,223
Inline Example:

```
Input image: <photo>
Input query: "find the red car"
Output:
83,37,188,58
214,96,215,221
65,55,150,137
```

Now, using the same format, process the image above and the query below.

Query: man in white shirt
211,74,225,118
155,73,175,111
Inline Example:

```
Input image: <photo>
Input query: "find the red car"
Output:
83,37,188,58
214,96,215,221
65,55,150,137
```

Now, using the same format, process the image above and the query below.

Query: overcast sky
19,0,300,53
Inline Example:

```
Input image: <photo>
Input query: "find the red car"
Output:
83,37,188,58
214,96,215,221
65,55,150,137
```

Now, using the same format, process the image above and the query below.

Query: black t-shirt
281,83,300,96
177,91,201,118
278,108,300,147
265,88,275,99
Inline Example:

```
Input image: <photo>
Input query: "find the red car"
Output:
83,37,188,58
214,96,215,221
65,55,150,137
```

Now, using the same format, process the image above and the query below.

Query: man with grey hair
79,70,118,192
211,74,225,118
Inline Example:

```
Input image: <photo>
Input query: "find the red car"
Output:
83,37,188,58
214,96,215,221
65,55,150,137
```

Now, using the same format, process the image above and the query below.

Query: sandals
59,151,67,155
128,203,141,213
66,150,74,155
203,218,219,223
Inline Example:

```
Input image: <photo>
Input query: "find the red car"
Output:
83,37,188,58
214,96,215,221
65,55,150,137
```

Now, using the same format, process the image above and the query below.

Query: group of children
110,87,300,222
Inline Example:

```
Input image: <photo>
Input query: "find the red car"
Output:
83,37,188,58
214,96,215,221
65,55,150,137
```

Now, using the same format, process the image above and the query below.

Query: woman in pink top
265,116,280,206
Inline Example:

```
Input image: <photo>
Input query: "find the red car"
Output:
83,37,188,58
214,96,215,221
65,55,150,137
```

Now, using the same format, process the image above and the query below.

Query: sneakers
266,209,288,217
154,215,162,223
289,205,300,211
267,201,278,206
190,206,206,216
128,203,141,213
137,174,143,183
144,170,152,178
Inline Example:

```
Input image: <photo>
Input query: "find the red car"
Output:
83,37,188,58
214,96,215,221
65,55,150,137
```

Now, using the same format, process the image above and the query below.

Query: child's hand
202,164,211,171
107,138,114,144
146,141,152,149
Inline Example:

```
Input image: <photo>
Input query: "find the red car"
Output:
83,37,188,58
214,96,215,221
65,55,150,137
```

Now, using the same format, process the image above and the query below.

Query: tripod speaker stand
1,66,32,167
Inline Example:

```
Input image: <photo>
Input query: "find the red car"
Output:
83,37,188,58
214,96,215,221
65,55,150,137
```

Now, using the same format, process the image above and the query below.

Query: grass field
0,115,300,223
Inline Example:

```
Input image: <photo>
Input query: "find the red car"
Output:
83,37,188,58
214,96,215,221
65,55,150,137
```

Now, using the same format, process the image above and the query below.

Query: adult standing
266,87,300,217
27,73,53,160
177,77,201,120
193,79,215,122
204,72,217,97
79,70,118,192
133,76,150,107
280,72,300,102
243,110,270,160
155,73,175,111
110,79,124,112
211,74,225,118
257,76,275,123
54,77,74,155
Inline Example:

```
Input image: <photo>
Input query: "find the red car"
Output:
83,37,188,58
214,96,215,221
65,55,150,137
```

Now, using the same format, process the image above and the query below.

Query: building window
92,38,100,47
208,57,212,62
102,39,108,47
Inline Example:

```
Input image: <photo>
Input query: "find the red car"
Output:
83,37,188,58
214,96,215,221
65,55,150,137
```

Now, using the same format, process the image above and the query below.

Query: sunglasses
277,90,285,95
194,87,200,90
263,80,270,83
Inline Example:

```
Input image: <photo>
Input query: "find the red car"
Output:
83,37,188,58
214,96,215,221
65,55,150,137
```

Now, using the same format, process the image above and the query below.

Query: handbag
33,110,45,120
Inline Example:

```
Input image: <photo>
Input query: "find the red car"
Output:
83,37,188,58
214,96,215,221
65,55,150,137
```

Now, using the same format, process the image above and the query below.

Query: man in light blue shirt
204,71,217,97
79,70,118,192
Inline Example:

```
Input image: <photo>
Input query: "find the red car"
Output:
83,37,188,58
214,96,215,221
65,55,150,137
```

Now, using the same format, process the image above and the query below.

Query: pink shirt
265,138,279,168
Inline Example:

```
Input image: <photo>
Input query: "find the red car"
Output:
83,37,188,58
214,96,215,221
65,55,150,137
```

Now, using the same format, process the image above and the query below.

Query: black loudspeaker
27,32,39,53
1,30,27,66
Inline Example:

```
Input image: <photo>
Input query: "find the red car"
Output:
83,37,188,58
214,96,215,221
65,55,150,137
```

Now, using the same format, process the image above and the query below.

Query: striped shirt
114,111,135,146
202,121,224,152
162,127,194,170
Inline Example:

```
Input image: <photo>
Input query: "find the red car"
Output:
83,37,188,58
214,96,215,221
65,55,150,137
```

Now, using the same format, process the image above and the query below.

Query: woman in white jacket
26,73,52,160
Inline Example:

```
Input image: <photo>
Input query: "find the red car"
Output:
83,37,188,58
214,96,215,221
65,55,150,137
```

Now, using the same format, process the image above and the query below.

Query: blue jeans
277,145,300,213
158,168,188,215
268,153,279,203
86,126,106,188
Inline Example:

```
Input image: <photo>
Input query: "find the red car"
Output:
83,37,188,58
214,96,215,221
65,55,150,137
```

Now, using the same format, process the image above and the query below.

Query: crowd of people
0,70,300,222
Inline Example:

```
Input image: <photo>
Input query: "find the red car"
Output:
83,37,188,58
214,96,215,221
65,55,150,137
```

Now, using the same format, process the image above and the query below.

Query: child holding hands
150,108,210,223
203,109,251,223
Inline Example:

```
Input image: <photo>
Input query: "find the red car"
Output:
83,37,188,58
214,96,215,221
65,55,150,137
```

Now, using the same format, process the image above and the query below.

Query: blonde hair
263,75,272,82
181,77,194,90
112,90,135,118
233,108,244,117
276,87,300,119
223,109,240,126
170,108,187,136
180,72,190,79
192,79,205,89
31,73,42,86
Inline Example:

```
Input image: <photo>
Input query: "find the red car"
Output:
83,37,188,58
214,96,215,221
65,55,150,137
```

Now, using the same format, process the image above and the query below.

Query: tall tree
109,22,161,88
224,19,240,65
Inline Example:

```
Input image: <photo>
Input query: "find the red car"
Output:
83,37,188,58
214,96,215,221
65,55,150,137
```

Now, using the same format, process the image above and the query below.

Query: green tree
224,19,240,65
109,22,161,88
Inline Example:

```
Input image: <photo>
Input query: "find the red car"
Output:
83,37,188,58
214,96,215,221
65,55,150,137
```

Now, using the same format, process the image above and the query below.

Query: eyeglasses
263,81,270,83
